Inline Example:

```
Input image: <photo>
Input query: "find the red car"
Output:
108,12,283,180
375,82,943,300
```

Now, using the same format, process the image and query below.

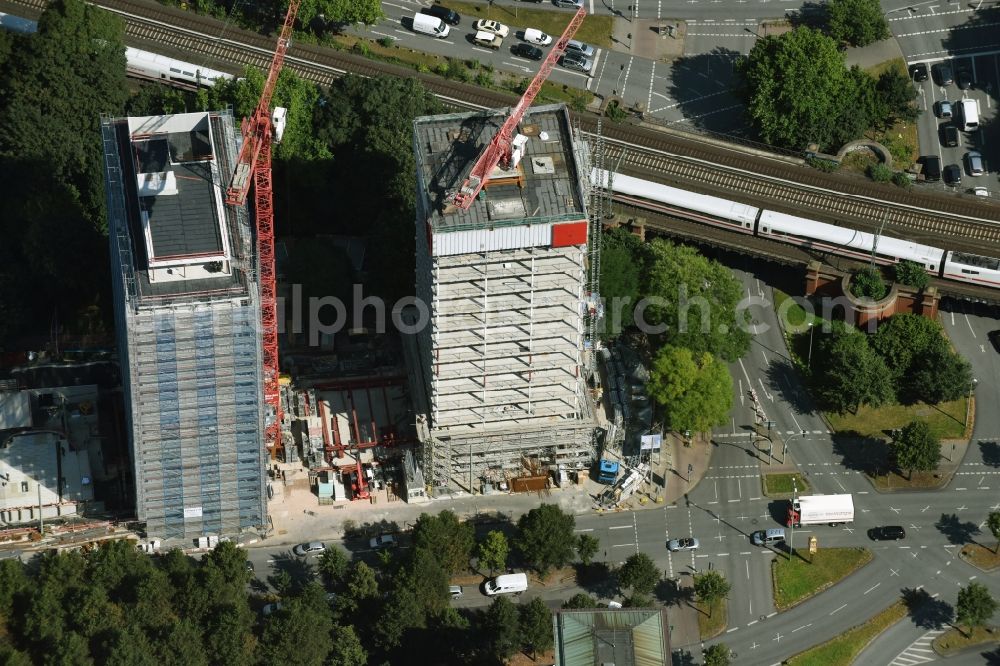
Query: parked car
934,63,953,86
554,0,584,7
419,4,460,25
369,534,397,549
941,125,959,147
449,585,464,599
523,28,552,45
921,155,942,181
957,69,973,89
565,39,596,58
667,537,700,551
472,18,509,38
989,330,1000,352
245,560,255,574
937,99,952,119
909,63,928,81
511,43,543,60
965,151,985,176
560,52,593,73
262,602,283,616
944,163,962,185
973,187,990,198
292,541,326,556
868,526,906,541
473,31,503,49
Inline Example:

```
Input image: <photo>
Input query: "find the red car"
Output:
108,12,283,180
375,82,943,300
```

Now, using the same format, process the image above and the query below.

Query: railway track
5,0,1000,259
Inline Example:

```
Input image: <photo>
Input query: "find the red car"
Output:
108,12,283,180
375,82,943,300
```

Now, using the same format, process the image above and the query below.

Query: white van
412,12,450,38
484,573,528,596
958,98,979,132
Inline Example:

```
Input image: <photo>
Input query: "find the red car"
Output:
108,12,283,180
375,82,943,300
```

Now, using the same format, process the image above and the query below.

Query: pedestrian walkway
888,629,943,665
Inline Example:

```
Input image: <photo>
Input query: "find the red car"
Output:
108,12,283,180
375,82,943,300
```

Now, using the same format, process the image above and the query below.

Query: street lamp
807,322,815,369
780,430,807,464
964,378,979,433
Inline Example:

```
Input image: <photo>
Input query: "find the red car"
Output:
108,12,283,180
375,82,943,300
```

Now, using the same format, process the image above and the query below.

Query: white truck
787,494,854,527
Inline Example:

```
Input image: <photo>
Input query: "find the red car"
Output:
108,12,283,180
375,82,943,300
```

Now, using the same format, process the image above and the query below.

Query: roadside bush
475,70,493,87
570,92,590,113
606,100,628,123
851,266,888,300
806,156,840,172
352,41,372,57
892,260,929,289
882,133,914,167
867,163,893,182
465,58,480,70
892,171,911,188
377,36,394,48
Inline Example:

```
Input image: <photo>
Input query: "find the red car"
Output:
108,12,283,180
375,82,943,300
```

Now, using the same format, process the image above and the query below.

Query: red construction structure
452,6,587,209
225,0,301,458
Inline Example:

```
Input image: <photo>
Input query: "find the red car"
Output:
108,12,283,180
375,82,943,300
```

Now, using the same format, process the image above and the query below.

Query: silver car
966,151,985,176
292,541,326,556
938,99,952,119
561,52,592,73
667,537,700,551
565,39,595,58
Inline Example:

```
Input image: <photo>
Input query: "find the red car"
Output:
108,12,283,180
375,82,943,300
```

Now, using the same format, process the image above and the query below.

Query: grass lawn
960,542,1000,572
763,473,809,496
785,600,908,666
933,626,1000,655
434,0,615,48
864,58,918,168
696,599,728,640
772,548,872,610
870,469,949,490
826,399,967,441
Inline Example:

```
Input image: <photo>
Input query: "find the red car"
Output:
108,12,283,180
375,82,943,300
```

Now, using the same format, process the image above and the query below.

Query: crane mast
452,6,587,209
226,0,301,457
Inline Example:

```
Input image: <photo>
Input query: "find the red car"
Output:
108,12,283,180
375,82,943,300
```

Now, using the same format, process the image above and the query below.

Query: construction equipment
225,0,301,458
598,462,648,508
452,6,587,209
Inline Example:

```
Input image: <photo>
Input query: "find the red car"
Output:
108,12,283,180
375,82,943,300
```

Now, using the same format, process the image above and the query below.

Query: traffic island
772,547,872,610
762,472,809,498
696,598,728,640
933,626,1000,656
958,543,1000,573
785,600,907,666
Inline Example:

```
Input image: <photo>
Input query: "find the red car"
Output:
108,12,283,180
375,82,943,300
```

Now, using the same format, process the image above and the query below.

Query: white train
593,169,1000,290
0,12,233,89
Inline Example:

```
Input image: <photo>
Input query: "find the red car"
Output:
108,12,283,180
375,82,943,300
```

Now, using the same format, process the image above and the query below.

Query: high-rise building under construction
411,104,598,494
102,111,266,540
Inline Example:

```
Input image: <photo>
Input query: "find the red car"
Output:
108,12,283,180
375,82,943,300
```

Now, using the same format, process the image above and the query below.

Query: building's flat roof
414,104,586,232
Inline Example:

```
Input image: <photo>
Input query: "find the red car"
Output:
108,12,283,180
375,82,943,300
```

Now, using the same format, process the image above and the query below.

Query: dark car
921,155,941,181
941,124,959,147
910,63,928,82
989,330,1000,353
944,163,962,185
511,43,543,61
933,63,953,86
957,69,973,90
419,4,460,25
868,526,906,541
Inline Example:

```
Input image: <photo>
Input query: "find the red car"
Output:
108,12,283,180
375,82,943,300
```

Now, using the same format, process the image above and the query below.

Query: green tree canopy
617,553,661,596
301,0,384,27
876,67,919,126
647,345,733,432
643,240,751,360
906,344,973,405
892,260,929,290
892,420,941,478
826,0,890,46
816,330,895,413
694,571,731,618
412,510,475,575
520,597,554,658
317,545,350,588
516,504,577,575
851,266,888,300
600,228,645,336
477,531,510,576
484,596,520,661
871,314,946,379
955,582,998,636
988,511,1000,554
562,593,599,609
576,533,600,566
741,27,865,150
703,643,732,666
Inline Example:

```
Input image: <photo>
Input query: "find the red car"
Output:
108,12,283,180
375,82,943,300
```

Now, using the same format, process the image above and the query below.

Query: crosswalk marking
888,629,944,665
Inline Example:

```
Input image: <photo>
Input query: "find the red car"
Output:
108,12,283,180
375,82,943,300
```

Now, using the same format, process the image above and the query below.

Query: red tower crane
452,6,587,209
225,0,301,457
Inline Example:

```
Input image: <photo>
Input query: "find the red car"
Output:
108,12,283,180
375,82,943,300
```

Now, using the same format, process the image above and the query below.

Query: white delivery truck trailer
787,494,854,527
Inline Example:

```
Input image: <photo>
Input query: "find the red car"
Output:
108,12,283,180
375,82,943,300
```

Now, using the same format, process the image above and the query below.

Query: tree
344,561,380,610
576,534,600,566
741,27,862,150
617,553,661,596
642,240,751,361
826,0,889,46
483,596,520,661
907,344,973,405
519,597,554,659
693,571,731,618
562,593,599,609
987,511,1000,554
816,331,894,413
259,598,335,666
892,420,941,479
600,228,645,336
516,504,577,575
647,345,733,433
703,643,732,666
412,510,475,576
317,545,350,587
955,582,998,637
893,260,929,290
299,0,383,27
871,313,947,380
851,266,887,300
477,531,509,576
157,619,208,666
327,624,367,666
876,67,919,126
